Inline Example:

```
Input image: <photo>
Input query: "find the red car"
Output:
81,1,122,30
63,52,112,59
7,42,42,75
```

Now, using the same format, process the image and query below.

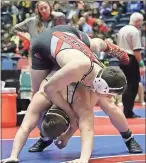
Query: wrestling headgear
41,106,70,139
92,67,127,95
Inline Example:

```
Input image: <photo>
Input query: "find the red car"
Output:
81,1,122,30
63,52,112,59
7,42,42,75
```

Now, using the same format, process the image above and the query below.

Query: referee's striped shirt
117,25,143,56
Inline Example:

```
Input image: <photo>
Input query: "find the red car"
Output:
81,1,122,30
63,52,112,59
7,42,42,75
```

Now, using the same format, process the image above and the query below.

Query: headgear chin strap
92,69,126,95
41,107,70,139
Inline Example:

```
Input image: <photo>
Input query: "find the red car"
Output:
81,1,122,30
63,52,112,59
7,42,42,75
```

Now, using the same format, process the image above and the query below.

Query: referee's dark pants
119,55,140,117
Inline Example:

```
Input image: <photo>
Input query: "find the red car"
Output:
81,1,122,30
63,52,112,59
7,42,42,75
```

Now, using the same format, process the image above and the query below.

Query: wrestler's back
51,25,90,44
31,25,91,61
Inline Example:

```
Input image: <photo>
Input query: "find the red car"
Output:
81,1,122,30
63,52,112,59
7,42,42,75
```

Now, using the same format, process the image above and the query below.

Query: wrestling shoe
125,137,143,154
28,138,53,152
105,41,129,65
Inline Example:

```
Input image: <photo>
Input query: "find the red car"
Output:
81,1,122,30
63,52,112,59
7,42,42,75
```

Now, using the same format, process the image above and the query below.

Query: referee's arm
132,30,145,74
132,30,143,62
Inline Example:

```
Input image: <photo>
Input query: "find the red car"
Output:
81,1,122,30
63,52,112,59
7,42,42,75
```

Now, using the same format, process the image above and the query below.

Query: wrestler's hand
54,133,69,149
1,157,19,163
105,41,129,65
62,158,88,163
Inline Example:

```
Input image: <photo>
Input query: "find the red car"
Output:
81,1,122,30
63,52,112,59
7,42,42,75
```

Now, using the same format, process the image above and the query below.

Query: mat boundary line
90,153,145,160
1,134,145,140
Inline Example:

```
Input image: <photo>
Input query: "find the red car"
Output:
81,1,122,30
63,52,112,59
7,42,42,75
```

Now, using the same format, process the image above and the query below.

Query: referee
117,12,145,118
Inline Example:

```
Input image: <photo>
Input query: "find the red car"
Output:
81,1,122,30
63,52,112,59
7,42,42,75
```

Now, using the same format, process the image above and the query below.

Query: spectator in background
68,14,79,29
117,12,145,118
90,1,100,11
1,1,11,14
11,2,19,25
14,1,64,39
1,2,13,26
66,1,79,20
16,33,30,57
92,22,100,38
142,3,146,20
127,2,142,13
105,24,116,43
1,33,17,53
53,1,61,12
77,1,84,10
78,9,85,18
119,1,128,14
91,8,100,19
83,2,91,12
17,1,31,22
92,22,106,40
97,18,108,33
111,3,120,16
99,2,112,19
78,17,93,37
83,12,96,28
58,0,71,16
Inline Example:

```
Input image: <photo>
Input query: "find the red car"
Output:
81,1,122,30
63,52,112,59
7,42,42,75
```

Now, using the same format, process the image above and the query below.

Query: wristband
139,60,144,67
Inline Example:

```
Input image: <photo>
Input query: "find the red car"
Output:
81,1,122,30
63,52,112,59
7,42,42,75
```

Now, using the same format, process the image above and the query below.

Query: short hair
102,66,127,89
41,107,69,139
130,12,144,24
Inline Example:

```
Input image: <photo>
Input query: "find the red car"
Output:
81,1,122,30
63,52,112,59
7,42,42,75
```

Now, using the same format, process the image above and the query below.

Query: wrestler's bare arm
43,60,90,128
60,85,98,140
9,92,52,159
73,102,94,161
70,86,95,161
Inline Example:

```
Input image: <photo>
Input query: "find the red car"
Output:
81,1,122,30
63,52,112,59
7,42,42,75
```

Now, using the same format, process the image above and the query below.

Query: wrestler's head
41,106,70,139
92,66,127,96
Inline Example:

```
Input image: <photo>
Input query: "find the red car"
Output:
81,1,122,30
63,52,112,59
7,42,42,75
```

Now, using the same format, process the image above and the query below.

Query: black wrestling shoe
125,114,141,118
125,137,143,154
28,138,53,152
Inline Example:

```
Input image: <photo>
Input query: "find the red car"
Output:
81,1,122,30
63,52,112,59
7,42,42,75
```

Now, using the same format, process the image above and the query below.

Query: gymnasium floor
1,105,145,163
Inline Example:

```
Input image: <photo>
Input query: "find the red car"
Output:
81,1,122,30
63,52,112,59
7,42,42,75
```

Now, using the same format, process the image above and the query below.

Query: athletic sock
120,129,133,142
40,133,51,142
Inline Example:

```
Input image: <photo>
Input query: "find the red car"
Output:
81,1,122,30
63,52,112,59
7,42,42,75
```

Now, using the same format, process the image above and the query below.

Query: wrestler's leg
89,37,129,64
28,77,55,152
89,37,107,54
30,69,52,131
30,69,51,98
98,96,142,153
29,69,55,152
29,75,68,152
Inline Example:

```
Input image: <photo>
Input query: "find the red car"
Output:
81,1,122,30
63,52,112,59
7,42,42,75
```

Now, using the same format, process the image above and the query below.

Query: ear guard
45,107,70,126
92,70,126,95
